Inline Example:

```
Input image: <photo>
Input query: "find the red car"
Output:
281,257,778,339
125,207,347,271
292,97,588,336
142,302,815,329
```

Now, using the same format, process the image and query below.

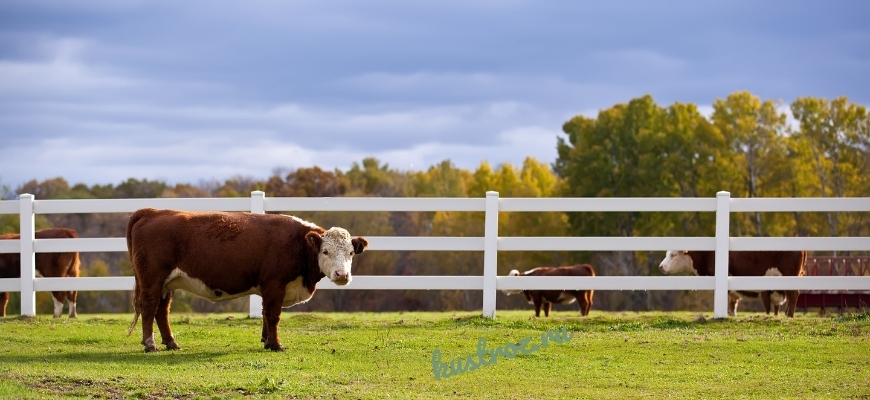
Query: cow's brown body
126,208,367,352
0,228,80,318
661,250,806,317
509,264,595,317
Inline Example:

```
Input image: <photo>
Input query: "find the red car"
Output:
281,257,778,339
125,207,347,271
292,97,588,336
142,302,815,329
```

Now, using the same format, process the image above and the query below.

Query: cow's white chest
163,269,260,302
282,276,314,307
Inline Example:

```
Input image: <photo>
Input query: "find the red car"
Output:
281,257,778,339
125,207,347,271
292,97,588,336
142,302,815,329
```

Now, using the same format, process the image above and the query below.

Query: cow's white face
658,250,697,275
503,269,524,295
307,227,368,286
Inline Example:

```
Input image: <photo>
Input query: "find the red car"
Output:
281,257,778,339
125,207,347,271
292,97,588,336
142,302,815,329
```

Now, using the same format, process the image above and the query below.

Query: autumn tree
791,96,870,242
711,91,792,237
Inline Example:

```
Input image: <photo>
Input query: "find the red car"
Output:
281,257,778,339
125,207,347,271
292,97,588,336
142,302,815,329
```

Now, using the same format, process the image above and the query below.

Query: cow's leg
156,292,180,350
67,290,78,318
0,292,8,317
568,290,589,317
761,291,773,315
66,259,79,318
260,287,285,351
543,302,552,317
575,291,587,317
138,283,165,353
584,290,594,316
771,291,782,316
261,315,267,343
531,292,543,318
728,293,739,317
51,291,67,318
784,290,798,318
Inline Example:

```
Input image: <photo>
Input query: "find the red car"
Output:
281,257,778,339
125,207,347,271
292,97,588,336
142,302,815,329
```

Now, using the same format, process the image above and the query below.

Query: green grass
0,310,868,399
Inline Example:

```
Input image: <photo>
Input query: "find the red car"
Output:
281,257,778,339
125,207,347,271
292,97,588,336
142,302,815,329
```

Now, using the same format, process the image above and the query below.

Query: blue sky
1,1,868,189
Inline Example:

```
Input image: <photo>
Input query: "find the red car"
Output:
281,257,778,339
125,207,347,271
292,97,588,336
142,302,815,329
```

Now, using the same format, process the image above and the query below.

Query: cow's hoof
264,342,285,352
164,341,181,350
144,346,159,353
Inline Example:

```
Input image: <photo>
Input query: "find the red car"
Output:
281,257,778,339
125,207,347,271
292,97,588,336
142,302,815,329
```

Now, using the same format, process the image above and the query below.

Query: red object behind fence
797,257,870,313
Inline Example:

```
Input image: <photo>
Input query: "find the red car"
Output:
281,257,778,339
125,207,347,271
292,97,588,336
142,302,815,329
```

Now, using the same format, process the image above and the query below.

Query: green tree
556,95,671,239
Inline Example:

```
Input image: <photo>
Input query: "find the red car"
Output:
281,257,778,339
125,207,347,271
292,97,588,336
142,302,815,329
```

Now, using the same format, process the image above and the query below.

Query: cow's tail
127,310,140,337
63,228,82,278
799,250,808,276
69,252,81,276
125,209,149,338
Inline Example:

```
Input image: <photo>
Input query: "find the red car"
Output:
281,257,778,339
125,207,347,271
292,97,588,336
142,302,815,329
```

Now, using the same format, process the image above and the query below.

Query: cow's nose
333,270,350,284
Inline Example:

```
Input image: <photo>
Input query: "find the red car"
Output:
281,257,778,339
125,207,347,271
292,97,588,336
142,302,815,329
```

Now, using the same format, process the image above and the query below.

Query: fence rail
1,191,869,319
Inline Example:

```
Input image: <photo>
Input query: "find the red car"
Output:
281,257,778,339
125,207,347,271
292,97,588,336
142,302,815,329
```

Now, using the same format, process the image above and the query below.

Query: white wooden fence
1,191,868,319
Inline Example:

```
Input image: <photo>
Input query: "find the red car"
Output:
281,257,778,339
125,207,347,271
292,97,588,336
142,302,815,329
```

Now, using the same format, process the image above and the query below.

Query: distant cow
126,208,368,352
504,264,596,317
658,250,806,317
0,228,80,318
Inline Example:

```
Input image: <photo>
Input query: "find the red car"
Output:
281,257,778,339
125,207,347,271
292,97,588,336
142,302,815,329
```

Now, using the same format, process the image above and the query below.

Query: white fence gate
1,191,868,319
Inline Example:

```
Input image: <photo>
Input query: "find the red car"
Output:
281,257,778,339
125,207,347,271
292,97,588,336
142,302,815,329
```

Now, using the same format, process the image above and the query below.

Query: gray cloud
1,0,868,188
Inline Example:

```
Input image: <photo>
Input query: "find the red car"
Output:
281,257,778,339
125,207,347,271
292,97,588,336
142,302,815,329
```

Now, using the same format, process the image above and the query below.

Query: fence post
19,193,36,317
713,191,731,319
482,191,499,318
249,190,265,318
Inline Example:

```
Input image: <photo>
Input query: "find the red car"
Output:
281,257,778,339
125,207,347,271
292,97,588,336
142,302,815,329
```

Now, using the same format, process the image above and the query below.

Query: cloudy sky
1,1,868,189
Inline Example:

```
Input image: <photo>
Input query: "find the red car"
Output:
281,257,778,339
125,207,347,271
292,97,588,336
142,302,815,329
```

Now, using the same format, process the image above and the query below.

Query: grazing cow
126,208,368,352
0,228,80,318
658,250,806,317
504,264,595,317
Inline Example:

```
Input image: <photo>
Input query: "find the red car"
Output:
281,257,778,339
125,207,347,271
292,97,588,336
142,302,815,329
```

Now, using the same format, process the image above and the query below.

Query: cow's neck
301,246,325,292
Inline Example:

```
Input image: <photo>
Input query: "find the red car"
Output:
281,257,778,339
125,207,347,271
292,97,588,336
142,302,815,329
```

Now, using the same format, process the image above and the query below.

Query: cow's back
0,229,79,278
36,228,78,240
527,264,595,277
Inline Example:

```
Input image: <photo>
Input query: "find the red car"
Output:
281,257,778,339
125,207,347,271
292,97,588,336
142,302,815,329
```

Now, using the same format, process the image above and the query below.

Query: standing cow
0,228,80,318
504,264,596,317
658,250,806,317
126,208,368,352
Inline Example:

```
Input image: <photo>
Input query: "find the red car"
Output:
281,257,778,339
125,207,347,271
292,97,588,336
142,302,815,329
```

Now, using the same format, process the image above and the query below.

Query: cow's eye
323,250,329,255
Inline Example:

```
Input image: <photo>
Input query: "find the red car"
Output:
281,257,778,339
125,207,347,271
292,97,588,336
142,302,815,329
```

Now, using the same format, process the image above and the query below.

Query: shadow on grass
1,348,253,366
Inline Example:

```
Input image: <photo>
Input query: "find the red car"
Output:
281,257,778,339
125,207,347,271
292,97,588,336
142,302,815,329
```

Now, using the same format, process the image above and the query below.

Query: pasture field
0,310,867,399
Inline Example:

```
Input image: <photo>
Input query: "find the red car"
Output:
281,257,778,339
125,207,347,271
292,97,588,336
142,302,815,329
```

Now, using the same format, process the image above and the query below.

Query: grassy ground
0,310,867,399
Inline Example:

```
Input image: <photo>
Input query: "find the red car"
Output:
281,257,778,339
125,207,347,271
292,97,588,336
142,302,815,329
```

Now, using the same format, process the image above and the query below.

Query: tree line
1,91,867,316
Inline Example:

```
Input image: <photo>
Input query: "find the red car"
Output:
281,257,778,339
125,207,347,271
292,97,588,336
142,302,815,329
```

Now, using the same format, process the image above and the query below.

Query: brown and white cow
125,208,368,352
0,228,81,318
504,264,595,317
658,250,806,317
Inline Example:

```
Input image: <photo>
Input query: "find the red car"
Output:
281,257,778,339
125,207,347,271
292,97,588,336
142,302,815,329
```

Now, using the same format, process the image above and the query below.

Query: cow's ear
352,237,369,254
306,231,323,251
